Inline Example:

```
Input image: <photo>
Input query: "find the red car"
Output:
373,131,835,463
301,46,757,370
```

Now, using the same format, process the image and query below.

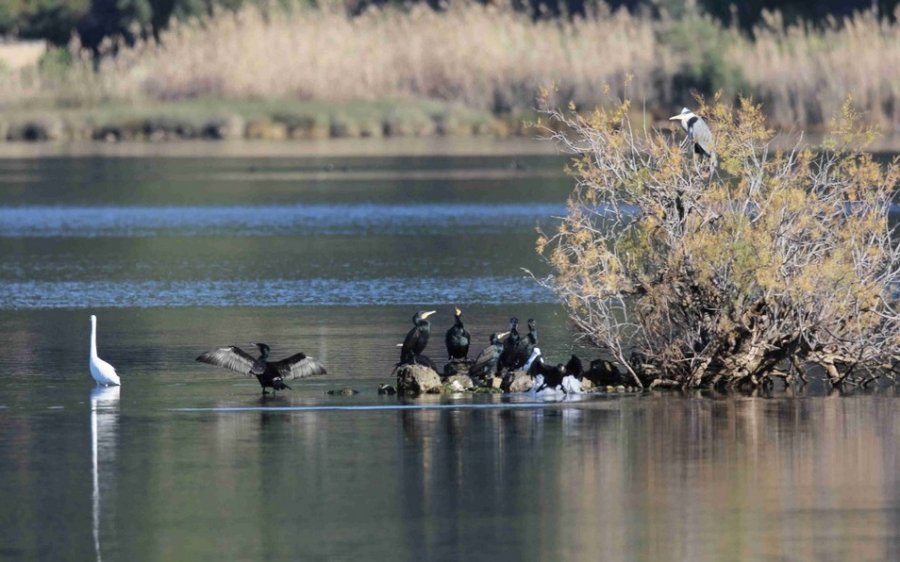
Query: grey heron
670,108,717,167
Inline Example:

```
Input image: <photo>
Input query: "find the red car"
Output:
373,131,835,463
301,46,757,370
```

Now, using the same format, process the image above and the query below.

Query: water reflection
392,395,898,560
90,386,120,562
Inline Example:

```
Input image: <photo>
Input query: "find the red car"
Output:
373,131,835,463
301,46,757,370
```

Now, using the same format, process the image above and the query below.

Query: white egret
89,315,121,387
669,107,717,167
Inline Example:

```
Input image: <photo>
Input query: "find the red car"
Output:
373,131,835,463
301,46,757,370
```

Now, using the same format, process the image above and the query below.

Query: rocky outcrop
443,359,472,378
502,370,535,393
394,364,442,395
444,374,475,392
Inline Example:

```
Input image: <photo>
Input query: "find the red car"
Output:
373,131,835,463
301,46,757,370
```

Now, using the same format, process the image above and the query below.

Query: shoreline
1,131,899,160
0,136,561,159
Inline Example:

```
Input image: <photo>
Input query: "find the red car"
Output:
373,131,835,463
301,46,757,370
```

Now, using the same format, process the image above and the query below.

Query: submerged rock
394,364,442,395
326,388,359,396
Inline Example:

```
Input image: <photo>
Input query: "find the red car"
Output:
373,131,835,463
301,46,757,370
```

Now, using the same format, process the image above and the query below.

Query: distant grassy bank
0,98,522,142
1,3,898,142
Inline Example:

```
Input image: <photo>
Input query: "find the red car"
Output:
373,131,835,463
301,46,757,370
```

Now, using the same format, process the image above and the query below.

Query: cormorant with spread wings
196,342,326,394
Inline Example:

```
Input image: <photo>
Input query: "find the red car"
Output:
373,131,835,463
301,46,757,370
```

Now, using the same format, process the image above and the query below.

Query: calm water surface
0,141,897,561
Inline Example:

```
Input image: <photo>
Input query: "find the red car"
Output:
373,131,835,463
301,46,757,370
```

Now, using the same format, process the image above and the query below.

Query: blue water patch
0,276,556,309
0,203,566,238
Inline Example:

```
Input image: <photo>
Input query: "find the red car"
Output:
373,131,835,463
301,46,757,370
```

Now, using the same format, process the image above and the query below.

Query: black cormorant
511,318,537,370
468,331,509,383
196,342,327,394
565,354,584,379
533,358,566,392
499,317,520,370
445,306,470,360
400,310,436,365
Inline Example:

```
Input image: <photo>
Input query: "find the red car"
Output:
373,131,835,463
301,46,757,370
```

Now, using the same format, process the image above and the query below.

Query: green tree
15,0,91,45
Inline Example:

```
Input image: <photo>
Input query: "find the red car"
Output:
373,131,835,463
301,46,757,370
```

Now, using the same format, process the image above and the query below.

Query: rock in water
326,388,359,396
502,370,535,393
443,358,472,378
445,374,475,392
394,364,442,395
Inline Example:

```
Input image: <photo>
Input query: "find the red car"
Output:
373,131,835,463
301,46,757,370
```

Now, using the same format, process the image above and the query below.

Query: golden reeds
1,3,898,130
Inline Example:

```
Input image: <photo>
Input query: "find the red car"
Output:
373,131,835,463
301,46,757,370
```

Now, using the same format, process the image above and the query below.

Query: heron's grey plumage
670,107,717,167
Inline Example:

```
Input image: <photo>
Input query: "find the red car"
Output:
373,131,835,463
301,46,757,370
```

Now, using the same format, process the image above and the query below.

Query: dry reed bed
1,4,899,130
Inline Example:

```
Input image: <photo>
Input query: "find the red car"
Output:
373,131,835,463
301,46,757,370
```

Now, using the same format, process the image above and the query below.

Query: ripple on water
0,203,567,238
0,276,555,309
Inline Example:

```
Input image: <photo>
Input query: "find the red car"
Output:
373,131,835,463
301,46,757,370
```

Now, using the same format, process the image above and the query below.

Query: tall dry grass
739,9,900,129
2,3,899,129
102,3,658,110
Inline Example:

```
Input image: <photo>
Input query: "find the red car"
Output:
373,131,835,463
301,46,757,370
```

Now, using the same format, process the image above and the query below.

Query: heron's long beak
669,114,683,121
498,331,510,339
421,310,436,319
454,306,461,316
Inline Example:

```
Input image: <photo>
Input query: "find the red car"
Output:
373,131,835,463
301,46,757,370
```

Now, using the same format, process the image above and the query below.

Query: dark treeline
1,0,898,54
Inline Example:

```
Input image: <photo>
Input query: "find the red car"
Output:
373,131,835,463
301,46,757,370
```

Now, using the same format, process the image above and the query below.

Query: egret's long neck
90,319,98,359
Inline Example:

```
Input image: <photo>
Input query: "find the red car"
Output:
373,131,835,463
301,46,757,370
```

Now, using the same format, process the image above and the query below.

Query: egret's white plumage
89,315,120,387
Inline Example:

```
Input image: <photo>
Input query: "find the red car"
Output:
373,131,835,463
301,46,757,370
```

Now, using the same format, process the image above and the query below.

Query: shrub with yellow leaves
537,95,900,390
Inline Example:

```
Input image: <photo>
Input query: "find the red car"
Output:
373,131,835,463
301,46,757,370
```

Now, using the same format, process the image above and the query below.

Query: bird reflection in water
90,386,120,562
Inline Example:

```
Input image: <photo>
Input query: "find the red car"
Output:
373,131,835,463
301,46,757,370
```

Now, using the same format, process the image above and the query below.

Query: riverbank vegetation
538,96,900,390
0,2,898,141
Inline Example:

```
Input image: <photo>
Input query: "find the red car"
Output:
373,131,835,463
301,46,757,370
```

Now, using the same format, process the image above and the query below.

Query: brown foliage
537,95,900,389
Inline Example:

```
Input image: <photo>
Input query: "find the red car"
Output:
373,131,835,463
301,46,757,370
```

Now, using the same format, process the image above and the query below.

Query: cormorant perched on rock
412,354,438,372
511,318,537,370
196,342,326,394
499,317,520,370
583,357,626,386
533,359,566,392
560,355,584,394
89,315,120,387
445,306,470,360
400,310,436,365
523,348,566,391
565,354,584,378
468,332,509,383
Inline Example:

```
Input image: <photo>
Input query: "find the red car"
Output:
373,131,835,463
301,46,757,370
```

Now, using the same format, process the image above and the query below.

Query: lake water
0,140,897,561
